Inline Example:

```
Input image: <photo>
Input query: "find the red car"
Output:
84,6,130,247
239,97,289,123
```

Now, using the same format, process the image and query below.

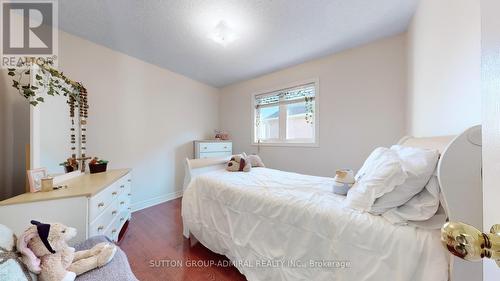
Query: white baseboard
131,190,183,213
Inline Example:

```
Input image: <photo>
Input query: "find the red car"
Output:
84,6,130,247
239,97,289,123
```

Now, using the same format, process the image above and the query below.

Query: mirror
25,64,88,177
30,95,81,175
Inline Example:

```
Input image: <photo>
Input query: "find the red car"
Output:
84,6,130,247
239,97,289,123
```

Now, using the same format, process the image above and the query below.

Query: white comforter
181,168,449,281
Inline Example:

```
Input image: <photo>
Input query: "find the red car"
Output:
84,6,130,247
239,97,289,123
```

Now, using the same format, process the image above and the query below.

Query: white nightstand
194,140,233,159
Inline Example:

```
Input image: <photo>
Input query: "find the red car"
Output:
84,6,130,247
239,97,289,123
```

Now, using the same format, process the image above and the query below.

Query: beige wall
0,72,30,200
219,35,407,176
0,31,220,209
57,31,220,211
407,0,481,136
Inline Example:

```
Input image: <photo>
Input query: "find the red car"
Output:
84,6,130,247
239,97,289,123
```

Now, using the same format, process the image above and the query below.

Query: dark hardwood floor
120,198,247,281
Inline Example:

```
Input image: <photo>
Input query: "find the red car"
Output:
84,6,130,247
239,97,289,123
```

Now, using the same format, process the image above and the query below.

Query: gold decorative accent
441,222,500,267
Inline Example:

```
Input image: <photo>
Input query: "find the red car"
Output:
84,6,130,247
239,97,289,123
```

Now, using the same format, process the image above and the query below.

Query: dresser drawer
199,142,232,152
116,191,130,211
89,183,121,222
89,199,120,237
116,175,130,195
105,209,130,242
104,217,121,242
199,151,232,159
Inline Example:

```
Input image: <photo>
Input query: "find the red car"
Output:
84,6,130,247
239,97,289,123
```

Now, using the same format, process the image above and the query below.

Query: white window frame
251,78,320,147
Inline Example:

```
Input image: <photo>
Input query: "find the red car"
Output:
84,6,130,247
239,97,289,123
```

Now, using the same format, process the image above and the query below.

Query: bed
181,126,482,281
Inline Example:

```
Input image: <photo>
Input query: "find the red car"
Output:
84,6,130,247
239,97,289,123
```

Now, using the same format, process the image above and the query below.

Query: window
253,81,318,146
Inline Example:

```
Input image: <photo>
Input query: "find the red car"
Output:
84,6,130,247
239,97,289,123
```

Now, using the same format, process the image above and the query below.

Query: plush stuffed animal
333,169,355,195
242,153,266,168
0,224,34,281
17,220,116,281
226,154,251,172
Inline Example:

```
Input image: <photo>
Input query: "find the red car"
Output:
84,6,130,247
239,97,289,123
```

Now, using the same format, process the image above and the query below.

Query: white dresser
0,169,132,244
194,140,233,159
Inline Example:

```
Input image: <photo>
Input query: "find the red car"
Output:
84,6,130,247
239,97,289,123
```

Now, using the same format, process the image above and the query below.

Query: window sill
251,142,319,148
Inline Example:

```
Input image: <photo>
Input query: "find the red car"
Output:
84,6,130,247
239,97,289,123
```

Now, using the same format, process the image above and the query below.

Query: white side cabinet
194,140,233,159
0,170,132,244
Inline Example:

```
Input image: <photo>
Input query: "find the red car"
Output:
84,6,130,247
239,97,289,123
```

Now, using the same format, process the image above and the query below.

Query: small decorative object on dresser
89,157,109,174
60,157,79,173
214,129,230,140
40,177,54,192
0,170,132,245
194,140,233,159
27,168,48,193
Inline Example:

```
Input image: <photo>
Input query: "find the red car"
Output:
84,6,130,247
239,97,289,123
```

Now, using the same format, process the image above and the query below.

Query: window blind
255,83,315,108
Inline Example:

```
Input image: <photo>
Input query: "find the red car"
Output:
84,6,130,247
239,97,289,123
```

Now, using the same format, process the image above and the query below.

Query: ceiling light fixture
209,20,239,47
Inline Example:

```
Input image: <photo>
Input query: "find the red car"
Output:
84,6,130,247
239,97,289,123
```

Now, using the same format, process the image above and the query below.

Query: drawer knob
127,207,131,210
127,179,131,182
97,226,104,231
120,217,125,222
112,210,117,215
120,185,125,189
128,193,131,196
224,146,227,149
112,191,118,196
111,229,117,234
203,146,207,149
98,202,104,208
120,201,125,205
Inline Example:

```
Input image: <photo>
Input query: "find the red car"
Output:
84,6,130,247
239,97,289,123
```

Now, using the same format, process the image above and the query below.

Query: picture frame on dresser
27,168,48,193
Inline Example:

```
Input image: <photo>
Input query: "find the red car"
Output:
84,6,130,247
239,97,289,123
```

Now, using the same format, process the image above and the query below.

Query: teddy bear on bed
226,154,251,172
17,220,116,281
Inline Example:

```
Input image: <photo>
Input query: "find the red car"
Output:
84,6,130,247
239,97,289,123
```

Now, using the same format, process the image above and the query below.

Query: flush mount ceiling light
209,20,239,47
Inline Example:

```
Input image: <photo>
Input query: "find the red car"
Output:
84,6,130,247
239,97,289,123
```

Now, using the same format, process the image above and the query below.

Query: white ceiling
59,0,418,87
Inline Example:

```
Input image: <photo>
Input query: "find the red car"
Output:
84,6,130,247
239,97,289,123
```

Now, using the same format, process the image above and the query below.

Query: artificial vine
7,60,86,107
255,104,261,128
304,96,314,124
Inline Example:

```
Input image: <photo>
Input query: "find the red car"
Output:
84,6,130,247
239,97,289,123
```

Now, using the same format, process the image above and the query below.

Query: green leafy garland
7,60,86,107
304,96,314,124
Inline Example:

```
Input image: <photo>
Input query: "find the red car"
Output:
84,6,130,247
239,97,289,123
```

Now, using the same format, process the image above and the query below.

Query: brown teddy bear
226,154,251,172
17,220,116,281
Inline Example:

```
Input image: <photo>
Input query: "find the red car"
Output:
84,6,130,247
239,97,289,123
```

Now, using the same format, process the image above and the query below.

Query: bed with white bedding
182,167,448,281
181,126,482,281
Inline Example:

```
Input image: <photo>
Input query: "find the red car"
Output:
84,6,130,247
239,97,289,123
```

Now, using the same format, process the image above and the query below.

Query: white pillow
381,176,441,224
370,145,439,214
344,147,407,211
